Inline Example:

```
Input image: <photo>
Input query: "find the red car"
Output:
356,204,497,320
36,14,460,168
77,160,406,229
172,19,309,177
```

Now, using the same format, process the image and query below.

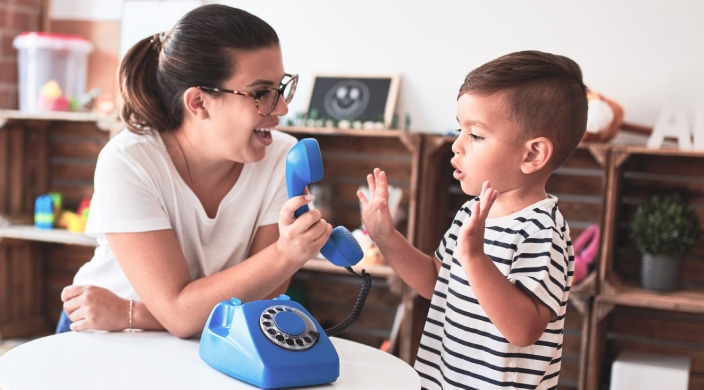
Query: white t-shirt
73,129,297,300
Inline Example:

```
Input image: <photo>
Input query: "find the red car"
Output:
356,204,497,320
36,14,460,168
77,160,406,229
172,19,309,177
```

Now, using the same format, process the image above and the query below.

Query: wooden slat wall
0,118,108,337
0,120,49,338
608,151,704,288
43,244,95,327
0,238,47,338
598,306,704,390
591,148,704,389
46,121,107,211
0,122,49,218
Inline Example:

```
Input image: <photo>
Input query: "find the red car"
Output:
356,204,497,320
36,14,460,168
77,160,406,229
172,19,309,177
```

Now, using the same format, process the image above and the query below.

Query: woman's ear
521,137,553,174
182,87,209,120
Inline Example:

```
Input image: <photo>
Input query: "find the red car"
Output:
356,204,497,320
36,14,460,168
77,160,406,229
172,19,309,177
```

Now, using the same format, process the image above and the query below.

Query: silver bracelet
128,299,134,333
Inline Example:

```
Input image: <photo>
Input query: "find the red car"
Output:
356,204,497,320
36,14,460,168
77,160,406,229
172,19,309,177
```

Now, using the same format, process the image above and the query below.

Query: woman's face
198,46,290,163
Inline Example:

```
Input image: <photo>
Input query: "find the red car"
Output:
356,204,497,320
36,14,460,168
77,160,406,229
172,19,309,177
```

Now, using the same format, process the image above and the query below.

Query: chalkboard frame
305,74,400,128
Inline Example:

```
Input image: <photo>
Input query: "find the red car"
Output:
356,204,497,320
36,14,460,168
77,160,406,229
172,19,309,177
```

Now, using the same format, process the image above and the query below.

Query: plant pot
641,253,682,292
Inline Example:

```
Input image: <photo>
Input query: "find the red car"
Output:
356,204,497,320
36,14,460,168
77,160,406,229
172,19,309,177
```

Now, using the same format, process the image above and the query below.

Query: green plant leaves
629,193,701,258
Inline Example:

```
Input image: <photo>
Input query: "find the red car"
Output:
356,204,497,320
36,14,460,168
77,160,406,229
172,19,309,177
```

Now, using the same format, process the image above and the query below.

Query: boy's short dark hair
459,50,588,168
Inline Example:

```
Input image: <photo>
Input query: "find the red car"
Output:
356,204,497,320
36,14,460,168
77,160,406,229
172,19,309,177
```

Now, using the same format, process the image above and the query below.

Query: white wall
52,0,704,134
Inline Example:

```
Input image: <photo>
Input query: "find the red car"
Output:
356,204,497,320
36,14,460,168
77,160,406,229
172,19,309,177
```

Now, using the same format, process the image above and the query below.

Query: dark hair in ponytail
118,4,280,134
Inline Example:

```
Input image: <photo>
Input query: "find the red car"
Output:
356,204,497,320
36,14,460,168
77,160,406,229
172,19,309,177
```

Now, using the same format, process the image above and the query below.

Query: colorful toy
34,193,91,232
34,194,55,229
572,224,601,284
57,211,87,232
48,192,63,220
582,89,624,143
38,80,70,111
77,197,91,219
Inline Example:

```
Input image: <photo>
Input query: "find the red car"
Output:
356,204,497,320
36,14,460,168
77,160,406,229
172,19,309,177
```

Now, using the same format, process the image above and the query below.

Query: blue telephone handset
199,138,371,389
286,138,364,267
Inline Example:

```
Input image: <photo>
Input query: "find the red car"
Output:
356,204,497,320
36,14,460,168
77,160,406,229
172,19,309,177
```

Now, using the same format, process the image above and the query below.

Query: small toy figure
37,80,70,111
582,89,624,143
34,194,55,229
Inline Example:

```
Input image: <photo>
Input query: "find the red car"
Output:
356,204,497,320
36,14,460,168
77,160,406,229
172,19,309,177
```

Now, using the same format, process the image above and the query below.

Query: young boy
357,50,588,389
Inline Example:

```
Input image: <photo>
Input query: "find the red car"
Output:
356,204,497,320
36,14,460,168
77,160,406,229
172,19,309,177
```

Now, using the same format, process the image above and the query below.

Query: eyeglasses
198,73,298,117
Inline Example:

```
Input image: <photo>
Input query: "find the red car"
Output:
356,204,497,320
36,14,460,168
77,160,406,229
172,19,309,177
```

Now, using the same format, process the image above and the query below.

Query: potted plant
629,193,701,292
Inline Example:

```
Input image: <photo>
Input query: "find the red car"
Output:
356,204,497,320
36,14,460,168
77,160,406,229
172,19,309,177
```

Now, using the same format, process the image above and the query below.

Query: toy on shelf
34,194,56,229
34,193,91,232
572,224,600,284
582,89,624,143
37,80,71,111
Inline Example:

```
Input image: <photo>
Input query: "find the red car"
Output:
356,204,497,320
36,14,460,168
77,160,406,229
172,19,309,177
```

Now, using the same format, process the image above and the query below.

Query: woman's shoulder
101,129,163,156
96,129,167,173
104,128,159,148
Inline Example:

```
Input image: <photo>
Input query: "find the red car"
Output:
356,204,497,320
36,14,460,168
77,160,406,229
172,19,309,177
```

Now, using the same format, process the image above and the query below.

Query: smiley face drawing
323,80,370,120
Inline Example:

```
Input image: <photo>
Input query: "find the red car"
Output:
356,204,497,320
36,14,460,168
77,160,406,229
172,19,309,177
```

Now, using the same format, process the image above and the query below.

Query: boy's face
451,92,527,196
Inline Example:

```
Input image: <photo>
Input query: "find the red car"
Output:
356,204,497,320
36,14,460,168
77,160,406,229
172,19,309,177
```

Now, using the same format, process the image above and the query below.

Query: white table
0,331,419,390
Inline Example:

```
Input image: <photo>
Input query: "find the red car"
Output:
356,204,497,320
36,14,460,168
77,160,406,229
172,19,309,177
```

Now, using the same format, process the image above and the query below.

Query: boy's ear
182,87,209,119
521,137,552,174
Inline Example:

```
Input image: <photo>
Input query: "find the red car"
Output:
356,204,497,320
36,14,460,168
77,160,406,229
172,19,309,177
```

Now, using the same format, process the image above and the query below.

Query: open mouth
254,128,273,139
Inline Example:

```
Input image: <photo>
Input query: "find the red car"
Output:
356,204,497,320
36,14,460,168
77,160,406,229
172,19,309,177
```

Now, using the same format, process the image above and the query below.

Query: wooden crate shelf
0,111,112,338
587,145,704,389
587,300,704,390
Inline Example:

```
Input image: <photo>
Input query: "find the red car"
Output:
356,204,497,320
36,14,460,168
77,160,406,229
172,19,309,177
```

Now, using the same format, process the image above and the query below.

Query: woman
58,4,331,338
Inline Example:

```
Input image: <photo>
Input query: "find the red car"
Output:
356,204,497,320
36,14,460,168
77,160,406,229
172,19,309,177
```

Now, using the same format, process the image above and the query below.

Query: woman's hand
60,285,132,332
276,194,332,266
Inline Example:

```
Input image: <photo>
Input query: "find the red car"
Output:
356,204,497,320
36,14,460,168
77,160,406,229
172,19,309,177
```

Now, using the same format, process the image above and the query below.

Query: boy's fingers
356,189,369,205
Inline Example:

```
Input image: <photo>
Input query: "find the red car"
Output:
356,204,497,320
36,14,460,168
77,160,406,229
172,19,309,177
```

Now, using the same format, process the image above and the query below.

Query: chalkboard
307,75,400,128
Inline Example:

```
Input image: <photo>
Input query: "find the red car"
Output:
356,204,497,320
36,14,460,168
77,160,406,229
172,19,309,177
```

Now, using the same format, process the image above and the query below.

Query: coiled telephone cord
324,267,372,337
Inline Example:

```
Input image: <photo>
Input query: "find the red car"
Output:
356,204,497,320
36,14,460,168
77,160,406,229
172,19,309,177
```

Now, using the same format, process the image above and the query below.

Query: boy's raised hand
456,181,498,261
357,168,395,242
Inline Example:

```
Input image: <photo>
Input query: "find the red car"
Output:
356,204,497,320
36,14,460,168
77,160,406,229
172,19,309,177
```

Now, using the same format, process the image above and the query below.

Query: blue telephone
199,138,371,389
199,295,339,388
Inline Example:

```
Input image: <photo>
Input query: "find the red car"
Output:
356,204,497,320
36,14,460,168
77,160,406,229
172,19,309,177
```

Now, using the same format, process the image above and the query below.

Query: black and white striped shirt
415,196,573,390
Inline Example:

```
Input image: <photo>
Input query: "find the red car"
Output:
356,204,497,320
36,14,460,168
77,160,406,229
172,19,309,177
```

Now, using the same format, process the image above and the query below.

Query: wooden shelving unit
3,112,703,387
0,110,113,339
585,145,704,390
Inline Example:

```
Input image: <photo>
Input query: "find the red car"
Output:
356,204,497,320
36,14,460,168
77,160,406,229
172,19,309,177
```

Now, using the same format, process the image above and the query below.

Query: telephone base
199,295,339,389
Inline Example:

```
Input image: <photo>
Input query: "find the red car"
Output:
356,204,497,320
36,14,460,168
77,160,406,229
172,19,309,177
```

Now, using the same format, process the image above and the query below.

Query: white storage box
13,32,93,112
610,350,690,390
